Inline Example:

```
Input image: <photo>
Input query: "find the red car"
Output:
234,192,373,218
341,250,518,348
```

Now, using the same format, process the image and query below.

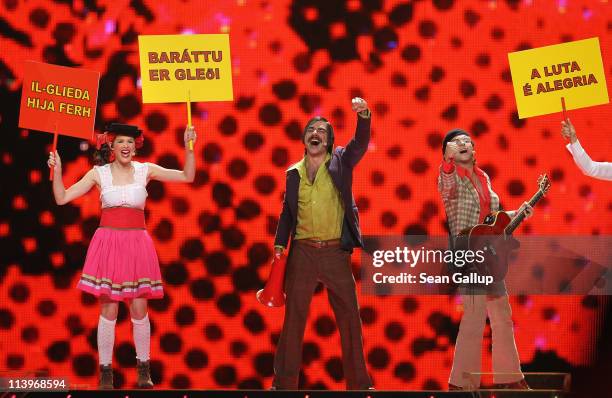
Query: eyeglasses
306,127,328,134
451,137,472,145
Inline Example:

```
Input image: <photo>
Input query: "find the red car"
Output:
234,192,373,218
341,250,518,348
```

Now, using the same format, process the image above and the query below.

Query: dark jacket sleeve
273,173,293,248
341,113,371,169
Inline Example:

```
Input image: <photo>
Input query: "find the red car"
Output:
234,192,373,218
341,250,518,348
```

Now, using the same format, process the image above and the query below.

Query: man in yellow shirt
271,97,372,390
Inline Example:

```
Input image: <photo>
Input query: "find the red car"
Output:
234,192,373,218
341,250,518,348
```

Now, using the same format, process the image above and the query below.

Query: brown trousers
272,241,372,390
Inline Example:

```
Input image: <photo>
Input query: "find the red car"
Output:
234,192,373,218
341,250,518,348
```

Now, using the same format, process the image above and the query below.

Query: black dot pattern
0,0,606,391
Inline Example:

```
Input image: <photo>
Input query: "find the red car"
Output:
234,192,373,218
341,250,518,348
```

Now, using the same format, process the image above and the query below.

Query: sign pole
187,90,193,151
561,97,568,121
49,124,58,181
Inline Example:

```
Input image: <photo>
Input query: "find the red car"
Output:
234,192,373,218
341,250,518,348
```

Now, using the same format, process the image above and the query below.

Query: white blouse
566,140,612,181
95,161,148,209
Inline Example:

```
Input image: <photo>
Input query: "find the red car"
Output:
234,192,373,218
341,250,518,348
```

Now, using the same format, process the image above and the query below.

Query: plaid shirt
438,162,500,244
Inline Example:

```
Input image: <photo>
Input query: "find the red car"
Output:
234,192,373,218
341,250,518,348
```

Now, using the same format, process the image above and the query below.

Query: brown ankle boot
99,364,113,389
137,360,154,389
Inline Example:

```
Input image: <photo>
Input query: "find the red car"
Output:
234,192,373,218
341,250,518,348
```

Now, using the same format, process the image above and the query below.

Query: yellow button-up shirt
290,153,345,241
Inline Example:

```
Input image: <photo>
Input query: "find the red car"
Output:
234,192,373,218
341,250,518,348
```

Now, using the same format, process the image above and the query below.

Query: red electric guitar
455,174,551,282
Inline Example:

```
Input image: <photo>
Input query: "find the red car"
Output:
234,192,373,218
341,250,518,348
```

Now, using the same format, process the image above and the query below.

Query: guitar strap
443,219,464,296
446,220,455,250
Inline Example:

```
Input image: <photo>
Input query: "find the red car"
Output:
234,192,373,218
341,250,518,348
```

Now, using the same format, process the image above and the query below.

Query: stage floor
10,389,569,397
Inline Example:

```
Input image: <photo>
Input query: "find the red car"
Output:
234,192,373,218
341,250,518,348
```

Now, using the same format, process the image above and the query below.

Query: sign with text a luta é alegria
19,61,100,139
508,37,609,119
138,34,233,103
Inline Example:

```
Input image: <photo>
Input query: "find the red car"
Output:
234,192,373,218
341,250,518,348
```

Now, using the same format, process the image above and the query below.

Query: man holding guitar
438,128,533,390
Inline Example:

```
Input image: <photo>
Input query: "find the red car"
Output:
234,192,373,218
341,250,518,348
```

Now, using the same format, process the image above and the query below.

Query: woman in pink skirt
47,123,196,389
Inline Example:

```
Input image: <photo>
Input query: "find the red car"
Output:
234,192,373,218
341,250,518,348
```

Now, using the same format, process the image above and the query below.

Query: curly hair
93,143,112,166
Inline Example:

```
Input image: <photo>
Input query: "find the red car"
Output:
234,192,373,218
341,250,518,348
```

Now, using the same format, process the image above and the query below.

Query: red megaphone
256,254,287,307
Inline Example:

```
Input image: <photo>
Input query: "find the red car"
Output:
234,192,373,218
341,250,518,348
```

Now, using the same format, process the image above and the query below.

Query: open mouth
459,149,468,154
120,149,131,157
309,138,321,146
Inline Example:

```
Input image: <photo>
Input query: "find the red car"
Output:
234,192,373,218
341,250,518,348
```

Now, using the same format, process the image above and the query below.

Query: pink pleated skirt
76,227,163,301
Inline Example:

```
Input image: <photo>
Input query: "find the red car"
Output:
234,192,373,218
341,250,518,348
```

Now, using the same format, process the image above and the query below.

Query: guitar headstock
537,174,551,195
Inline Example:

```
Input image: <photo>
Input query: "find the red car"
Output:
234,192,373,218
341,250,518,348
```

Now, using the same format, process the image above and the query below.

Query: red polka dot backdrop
0,0,611,391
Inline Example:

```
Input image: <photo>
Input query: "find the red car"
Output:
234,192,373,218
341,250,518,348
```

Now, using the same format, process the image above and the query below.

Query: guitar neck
504,190,544,235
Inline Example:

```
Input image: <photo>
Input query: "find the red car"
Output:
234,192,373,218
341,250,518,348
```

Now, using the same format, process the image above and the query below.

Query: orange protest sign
19,61,100,140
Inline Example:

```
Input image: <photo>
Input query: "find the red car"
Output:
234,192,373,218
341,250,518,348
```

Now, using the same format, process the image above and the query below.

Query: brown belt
297,239,341,248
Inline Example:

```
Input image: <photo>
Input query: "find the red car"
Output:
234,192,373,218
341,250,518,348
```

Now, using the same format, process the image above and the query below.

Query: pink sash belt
100,207,145,229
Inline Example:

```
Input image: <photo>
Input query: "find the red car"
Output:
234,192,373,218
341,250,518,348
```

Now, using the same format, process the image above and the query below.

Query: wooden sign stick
187,90,193,151
49,124,58,181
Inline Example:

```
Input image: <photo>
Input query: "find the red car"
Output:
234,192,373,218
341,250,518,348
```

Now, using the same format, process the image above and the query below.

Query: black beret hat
106,123,142,138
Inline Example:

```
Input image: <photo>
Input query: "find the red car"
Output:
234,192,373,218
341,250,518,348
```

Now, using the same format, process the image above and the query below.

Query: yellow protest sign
508,37,608,119
138,34,233,103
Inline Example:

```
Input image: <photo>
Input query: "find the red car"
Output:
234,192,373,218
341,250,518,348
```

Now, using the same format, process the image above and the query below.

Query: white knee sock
131,314,151,362
97,315,116,365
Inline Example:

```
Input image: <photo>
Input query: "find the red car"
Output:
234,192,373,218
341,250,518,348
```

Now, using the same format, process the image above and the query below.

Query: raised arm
148,126,197,183
342,97,371,169
437,142,460,201
567,141,612,181
438,162,459,201
562,119,612,181
47,151,97,205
